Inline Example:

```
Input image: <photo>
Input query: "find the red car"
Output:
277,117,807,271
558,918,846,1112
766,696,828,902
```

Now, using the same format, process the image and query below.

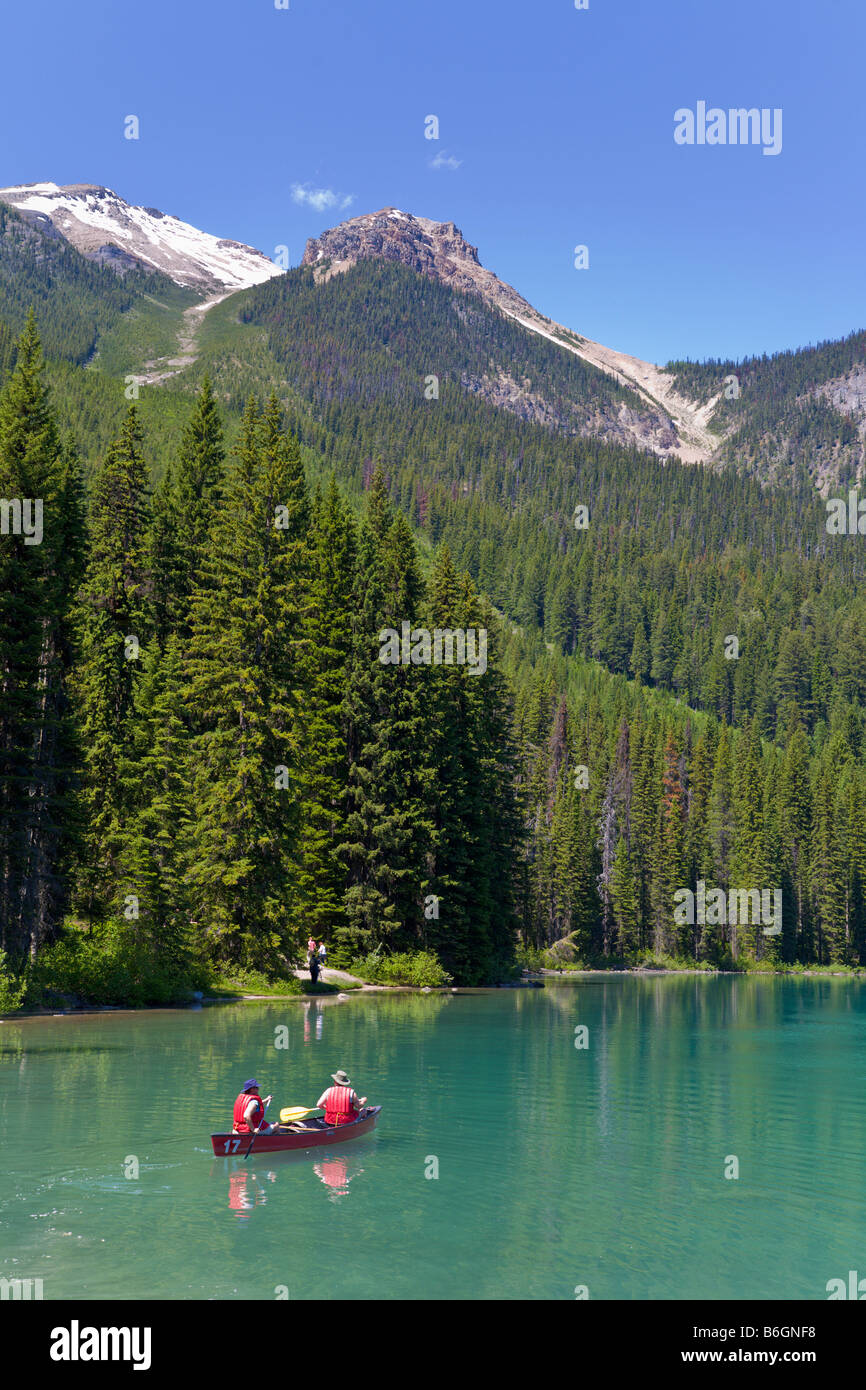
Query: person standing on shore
318,941,327,968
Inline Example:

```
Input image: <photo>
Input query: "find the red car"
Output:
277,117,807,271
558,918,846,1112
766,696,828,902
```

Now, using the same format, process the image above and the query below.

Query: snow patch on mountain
0,182,283,294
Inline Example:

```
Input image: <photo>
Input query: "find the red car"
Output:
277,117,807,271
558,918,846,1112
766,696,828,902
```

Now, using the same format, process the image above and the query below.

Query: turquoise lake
1,976,864,1300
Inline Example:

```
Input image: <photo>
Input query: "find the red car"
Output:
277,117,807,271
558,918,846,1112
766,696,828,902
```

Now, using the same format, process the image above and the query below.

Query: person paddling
316,1069,367,1128
232,1079,276,1136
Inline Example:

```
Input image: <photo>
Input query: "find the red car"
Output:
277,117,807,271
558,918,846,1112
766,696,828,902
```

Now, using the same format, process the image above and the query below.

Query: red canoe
210,1105,381,1156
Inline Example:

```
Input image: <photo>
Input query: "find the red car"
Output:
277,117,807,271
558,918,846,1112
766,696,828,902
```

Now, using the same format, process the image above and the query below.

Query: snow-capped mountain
0,182,282,294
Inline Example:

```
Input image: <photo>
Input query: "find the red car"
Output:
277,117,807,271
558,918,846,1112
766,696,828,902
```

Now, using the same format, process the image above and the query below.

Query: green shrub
632,950,720,972
514,942,549,972
0,951,27,1012
33,919,209,1008
212,965,302,997
349,949,452,989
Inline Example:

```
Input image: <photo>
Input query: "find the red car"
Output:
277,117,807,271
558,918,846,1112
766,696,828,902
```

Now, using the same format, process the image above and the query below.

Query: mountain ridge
1,181,863,486
302,206,716,461
0,181,282,294
0,187,713,459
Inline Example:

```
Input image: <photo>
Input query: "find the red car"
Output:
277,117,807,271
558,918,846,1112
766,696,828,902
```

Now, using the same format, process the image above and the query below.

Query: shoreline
2,978,547,1020
0,981,461,1020
535,965,866,978
5,966,866,1021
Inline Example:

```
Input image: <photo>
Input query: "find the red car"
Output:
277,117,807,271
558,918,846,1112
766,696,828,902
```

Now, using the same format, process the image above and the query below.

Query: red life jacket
232,1091,264,1134
322,1085,358,1127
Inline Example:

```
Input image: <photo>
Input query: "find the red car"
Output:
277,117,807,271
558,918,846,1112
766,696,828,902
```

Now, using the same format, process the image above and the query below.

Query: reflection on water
313,1154,364,1201
4,981,866,1299
302,1001,324,1045
227,1167,275,1219
219,1139,371,1216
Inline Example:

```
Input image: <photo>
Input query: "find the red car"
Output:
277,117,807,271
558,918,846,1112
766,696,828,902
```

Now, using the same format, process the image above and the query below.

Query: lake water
2,976,864,1300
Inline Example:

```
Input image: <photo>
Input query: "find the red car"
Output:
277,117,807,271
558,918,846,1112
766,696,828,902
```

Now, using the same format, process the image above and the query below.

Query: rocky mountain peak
301,207,485,284
301,206,716,462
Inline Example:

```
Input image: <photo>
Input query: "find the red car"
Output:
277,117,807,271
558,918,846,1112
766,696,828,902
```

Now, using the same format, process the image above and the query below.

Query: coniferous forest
4,263,866,1008
0,315,519,1000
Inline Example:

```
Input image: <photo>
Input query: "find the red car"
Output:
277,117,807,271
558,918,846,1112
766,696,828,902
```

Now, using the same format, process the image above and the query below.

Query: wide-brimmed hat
242,1078,259,1092
331,1069,352,1087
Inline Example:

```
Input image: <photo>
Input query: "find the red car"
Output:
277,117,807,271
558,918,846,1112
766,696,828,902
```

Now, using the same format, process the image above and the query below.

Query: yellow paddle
279,1106,324,1125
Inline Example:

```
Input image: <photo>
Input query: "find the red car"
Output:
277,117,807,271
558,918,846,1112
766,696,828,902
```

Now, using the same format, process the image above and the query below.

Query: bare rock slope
302,208,718,462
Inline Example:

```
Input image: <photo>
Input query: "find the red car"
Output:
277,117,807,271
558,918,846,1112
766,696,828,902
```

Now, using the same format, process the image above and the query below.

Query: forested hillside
242,258,663,444
235,261,866,746
0,202,194,368
3,228,866,1009
669,330,866,490
511,644,866,967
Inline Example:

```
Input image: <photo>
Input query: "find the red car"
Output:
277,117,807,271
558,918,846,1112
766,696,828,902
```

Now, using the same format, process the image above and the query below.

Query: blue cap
242,1078,259,1092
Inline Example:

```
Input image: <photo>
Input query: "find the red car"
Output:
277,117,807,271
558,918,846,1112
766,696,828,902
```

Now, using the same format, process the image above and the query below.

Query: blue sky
3,0,863,364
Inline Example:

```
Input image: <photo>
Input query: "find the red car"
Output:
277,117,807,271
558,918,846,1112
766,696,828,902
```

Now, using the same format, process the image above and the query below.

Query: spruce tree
297,478,356,946
652,734,686,956
340,487,433,958
117,636,193,970
845,774,866,964
610,837,639,956
154,376,225,641
73,404,151,920
779,720,812,961
424,551,520,981
0,313,84,958
184,397,311,968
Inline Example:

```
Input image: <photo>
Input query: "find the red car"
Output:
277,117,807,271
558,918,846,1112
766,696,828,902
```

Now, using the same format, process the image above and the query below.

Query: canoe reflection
217,1137,377,1215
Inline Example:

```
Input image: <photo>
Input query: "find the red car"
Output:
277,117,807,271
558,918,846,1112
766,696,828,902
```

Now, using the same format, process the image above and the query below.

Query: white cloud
291,183,355,213
429,152,462,171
